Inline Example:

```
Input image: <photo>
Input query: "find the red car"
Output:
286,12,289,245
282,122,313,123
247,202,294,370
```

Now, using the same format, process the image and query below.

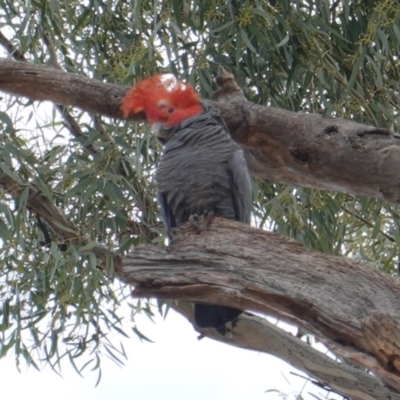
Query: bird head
121,75,203,129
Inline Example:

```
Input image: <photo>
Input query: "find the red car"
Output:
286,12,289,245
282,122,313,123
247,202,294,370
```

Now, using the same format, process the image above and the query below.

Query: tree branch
0,32,25,61
0,174,122,272
173,304,400,400
0,37,156,244
3,58,400,397
122,217,400,393
0,59,126,118
1,59,399,203
0,31,99,155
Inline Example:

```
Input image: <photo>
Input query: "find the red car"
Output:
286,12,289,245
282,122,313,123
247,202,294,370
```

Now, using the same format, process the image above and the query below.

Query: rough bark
173,305,400,400
123,217,400,396
1,59,400,203
7,160,397,399
3,58,400,398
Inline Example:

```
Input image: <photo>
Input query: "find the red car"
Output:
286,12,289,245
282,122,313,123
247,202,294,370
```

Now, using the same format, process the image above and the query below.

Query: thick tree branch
1,59,400,203
0,59,125,118
3,58,400,397
0,36,156,244
0,174,122,272
122,217,400,394
173,305,400,400
0,32,98,156
7,156,376,398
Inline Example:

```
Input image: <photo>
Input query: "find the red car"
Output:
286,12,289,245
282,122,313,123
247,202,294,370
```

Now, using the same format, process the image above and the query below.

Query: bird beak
152,122,173,144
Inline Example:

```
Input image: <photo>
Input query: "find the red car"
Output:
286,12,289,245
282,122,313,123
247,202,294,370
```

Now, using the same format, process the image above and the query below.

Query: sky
0,306,342,400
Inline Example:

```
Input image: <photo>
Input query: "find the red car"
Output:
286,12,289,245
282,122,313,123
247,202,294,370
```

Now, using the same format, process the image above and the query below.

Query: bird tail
194,304,241,335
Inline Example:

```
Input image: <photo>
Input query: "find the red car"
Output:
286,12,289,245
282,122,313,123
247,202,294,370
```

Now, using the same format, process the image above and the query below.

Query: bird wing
157,192,176,234
228,148,252,224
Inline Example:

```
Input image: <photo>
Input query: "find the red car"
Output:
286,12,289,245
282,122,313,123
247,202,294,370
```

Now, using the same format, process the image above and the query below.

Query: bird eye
158,100,169,109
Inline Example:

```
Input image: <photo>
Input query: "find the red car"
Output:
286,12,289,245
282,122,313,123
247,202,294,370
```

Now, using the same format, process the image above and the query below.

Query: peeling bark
1,59,400,203
173,305,400,400
2,58,400,398
123,217,400,395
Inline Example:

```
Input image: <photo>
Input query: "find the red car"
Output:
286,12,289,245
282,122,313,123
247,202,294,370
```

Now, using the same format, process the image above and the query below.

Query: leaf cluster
0,0,399,380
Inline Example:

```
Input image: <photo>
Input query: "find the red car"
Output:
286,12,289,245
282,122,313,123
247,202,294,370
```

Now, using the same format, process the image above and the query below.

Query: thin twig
0,30,26,61
341,205,395,243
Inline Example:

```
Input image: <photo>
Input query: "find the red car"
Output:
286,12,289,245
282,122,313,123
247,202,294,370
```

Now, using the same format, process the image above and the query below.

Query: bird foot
203,210,215,229
188,211,214,233
169,227,180,237
188,214,201,233
167,227,182,244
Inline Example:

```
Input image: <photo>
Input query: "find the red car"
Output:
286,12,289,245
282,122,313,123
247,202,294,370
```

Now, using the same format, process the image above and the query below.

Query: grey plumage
155,105,252,334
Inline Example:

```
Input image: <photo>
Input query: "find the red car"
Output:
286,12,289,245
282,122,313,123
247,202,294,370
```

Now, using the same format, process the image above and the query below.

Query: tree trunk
1,59,400,203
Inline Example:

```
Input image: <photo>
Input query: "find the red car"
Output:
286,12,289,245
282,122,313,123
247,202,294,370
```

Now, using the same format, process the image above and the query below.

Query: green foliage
0,0,399,382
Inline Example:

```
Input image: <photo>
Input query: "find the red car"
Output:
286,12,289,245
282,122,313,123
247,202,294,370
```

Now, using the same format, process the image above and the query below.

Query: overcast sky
0,306,343,400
